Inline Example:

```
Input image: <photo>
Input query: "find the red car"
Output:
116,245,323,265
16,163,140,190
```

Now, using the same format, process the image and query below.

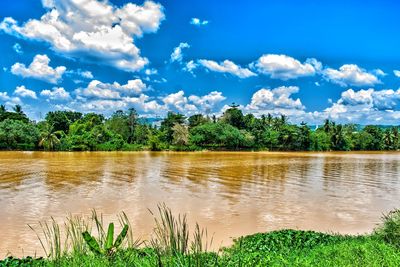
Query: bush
374,209,400,247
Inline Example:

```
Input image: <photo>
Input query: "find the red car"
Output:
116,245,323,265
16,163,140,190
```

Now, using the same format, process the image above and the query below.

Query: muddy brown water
1,151,399,257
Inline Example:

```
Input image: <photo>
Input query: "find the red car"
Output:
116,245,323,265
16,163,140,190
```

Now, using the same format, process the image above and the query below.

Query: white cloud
0,91,22,107
75,79,148,99
162,90,196,112
394,70,400,78
13,43,23,54
313,88,400,124
1,0,165,72
323,64,380,87
183,60,197,74
198,59,256,78
162,90,226,114
251,54,321,80
190,18,209,26
40,87,71,101
14,85,37,99
339,88,373,106
245,86,304,117
145,68,158,75
78,70,93,79
188,91,226,113
373,69,386,76
170,42,190,63
77,94,164,114
11,54,66,84
66,69,94,80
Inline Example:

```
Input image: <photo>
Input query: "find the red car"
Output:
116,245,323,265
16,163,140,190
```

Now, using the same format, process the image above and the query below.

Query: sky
1,0,400,124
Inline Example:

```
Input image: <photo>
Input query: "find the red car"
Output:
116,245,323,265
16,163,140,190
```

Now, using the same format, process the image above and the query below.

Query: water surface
1,151,399,256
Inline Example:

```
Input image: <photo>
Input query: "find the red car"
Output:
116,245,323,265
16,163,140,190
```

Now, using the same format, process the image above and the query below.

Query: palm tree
13,104,23,115
39,124,64,150
266,113,273,126
0,105,6,113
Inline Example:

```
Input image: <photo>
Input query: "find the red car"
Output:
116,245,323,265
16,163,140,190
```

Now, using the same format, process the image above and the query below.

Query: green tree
172,123,189,146
127,108,138,143
0,119,40,150
221,104,244,129
106,110,130,142
363,125,383,150
310,130,331,151
39,123,64,150
188,114,208,128
160,112,186,144
45,111,83,134
13,104,23,115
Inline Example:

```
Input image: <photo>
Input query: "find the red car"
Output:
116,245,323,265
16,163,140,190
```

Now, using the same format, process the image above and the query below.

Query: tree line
0,103,399,151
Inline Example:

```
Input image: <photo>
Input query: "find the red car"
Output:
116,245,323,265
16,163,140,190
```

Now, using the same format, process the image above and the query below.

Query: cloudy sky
1,0,400,124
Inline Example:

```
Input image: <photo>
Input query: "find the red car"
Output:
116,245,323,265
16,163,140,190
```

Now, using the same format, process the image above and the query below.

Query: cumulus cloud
162,91,197,112
188,91,226,110
251,54,321,80
394,70,400,78
162,90,226,114
0,91,22,107
77,94,164,113
14,85,37,99
198,59,256,78
11,54,66,84
313,88,400,124
245,86,304,117
190,18,209,26
40,87,71,101
170,42,190,63
75,79,148,99
323,64,380,87
1,0,165,72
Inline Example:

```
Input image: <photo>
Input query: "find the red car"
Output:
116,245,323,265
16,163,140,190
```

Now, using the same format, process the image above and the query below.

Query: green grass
2,208,400,266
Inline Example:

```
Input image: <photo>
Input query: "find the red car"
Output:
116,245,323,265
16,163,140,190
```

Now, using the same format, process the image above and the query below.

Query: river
1,151,399,256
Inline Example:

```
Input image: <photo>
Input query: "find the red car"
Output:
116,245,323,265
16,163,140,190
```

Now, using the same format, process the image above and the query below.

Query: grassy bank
1,207,400,267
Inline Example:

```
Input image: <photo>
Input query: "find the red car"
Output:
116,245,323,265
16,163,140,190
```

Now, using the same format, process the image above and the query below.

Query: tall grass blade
105,223,114,250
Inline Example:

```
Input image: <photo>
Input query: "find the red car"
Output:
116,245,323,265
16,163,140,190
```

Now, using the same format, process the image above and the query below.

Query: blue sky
1,0,400,124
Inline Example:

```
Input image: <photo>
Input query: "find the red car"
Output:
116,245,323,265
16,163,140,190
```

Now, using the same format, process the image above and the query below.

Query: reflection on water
1,151,400,256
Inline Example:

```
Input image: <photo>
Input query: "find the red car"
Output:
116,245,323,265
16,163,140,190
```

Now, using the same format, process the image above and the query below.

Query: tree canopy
0,104,399,152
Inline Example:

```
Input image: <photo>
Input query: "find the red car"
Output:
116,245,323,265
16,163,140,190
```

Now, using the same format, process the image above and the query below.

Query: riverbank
1,208,400,267
2,230,400,266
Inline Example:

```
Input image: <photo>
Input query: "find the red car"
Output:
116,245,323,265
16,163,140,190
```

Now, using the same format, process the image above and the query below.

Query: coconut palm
39,124,64,150
13,104,23,115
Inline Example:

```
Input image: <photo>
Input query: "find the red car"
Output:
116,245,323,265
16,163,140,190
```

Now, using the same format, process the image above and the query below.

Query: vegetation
1,207,400,266
1,103,400,151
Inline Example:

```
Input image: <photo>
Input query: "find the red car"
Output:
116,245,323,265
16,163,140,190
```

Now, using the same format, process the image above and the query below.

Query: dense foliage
1,104,400,151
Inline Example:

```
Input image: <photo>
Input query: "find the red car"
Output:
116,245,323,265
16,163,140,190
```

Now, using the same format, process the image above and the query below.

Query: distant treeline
0,103,399,151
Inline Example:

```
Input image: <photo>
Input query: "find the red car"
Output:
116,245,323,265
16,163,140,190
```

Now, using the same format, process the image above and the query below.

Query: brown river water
1,151,400,257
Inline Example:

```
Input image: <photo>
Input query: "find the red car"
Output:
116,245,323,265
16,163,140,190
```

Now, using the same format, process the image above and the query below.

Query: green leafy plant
82,222,129,257
374,209,400,247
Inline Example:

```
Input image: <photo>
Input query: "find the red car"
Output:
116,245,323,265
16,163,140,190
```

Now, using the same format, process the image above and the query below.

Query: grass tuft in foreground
1,206,400,266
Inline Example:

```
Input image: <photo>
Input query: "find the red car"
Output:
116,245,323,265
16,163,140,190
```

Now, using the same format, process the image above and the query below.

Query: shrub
374,209,400,247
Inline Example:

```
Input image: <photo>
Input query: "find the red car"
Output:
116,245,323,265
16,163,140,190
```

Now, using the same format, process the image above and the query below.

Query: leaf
114,224,129,248
82,231,102,255
105,223,114,250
